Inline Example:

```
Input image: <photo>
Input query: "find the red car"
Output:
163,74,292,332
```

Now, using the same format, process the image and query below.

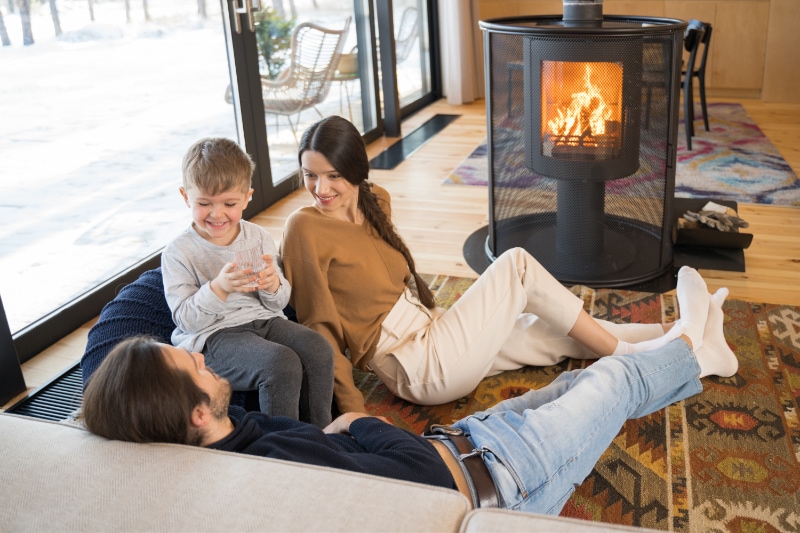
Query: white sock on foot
695,287,739,378
622,321,686,354
612,340,634,356
676,266,709,351
611,269,707,356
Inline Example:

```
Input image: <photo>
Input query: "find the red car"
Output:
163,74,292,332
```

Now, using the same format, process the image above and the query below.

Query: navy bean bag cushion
80,268,173,386
80,267,262,411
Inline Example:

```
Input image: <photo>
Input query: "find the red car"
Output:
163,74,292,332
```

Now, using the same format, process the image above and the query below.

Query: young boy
161,137,334,427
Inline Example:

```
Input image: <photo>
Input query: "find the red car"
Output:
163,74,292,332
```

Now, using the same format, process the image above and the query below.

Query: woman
280,116,733,414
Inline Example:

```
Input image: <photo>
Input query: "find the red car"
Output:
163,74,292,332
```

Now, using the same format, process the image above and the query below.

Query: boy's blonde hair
182,137,255,195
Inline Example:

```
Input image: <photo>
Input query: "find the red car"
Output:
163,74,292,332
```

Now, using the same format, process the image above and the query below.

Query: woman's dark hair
82,336,210,445
298,116,436,309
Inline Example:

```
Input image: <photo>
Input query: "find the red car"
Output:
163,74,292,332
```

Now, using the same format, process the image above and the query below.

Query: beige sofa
1,412,655,532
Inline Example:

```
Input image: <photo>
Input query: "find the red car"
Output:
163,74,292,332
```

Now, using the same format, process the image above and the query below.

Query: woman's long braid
298,115,436,309
358,182,436,309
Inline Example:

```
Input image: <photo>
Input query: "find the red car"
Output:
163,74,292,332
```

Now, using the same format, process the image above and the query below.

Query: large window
393,0,430,109
249,0,381,184
0,0,237,337
0,0,438,362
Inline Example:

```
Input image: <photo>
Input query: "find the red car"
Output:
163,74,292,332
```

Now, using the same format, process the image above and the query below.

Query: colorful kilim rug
359,274,800,532
444,103,800,207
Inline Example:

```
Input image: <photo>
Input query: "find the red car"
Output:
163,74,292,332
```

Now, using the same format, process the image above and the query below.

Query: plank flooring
4,96,799,411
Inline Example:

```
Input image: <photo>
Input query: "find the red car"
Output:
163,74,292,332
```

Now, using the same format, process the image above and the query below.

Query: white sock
612,340,634,356
675,266,709,351
619,321,686,355
611,319,687,355
611,267,708,356
696,288,739,378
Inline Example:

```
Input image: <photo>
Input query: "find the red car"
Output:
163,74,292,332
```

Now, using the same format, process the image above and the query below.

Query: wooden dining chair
682,20,712,150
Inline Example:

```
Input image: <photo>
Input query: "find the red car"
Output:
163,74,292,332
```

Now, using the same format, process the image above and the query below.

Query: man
83,281,737,514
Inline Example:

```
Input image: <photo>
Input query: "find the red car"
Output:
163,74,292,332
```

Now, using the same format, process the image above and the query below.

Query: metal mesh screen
484,19,683,286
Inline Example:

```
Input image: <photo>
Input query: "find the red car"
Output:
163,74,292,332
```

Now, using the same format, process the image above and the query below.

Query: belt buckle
425,424,500,509
425,424,464,437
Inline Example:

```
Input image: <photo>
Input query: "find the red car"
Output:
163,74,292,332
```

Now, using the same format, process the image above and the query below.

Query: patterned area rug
360,274,800,532
444,103,800,206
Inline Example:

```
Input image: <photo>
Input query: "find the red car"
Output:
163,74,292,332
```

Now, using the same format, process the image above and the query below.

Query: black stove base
462,221,745,294
485,212,670,288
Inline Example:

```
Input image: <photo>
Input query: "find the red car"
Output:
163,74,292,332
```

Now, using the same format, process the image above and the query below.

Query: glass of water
228,238,265,288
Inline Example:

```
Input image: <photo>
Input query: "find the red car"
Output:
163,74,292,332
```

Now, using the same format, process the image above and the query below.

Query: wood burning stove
480,1,687,286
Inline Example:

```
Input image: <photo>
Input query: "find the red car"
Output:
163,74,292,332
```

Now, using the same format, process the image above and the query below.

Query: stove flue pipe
563,0,603,25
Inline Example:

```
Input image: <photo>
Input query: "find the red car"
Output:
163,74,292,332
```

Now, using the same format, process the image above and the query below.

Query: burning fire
542,61,622,151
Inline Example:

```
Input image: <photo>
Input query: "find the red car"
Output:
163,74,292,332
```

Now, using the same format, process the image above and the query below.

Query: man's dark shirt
208,406,455,489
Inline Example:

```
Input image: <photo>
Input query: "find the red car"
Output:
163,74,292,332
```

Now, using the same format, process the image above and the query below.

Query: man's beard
210,378,233,420
189,378,233,447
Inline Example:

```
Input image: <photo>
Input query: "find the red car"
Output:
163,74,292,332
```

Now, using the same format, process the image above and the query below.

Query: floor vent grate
7,362,83,421
369,114,461,170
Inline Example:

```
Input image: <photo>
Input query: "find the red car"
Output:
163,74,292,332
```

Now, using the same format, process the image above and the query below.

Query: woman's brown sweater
280,185,410,413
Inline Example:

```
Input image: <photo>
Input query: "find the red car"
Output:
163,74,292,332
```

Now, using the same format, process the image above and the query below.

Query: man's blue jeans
453,339,702,515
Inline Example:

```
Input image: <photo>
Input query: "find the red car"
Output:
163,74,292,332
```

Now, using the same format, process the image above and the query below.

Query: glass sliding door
0,0,438,362
252,0,382,184
373,0,439,135
0,0,249,359
393,0,430,108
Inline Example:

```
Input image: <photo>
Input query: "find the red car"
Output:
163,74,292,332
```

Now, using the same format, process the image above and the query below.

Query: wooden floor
4,96,799,411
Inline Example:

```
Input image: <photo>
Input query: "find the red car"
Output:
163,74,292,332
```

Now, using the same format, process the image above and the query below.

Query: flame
546,63,612,145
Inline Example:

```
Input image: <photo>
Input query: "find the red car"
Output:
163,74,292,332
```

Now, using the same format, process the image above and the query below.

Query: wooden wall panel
515,1,564,16
710,1,770,89
664,0,717,79
762,0,800,103
604,1,665,17
477,1,561,20
478,2,519,20
477,0,795,100
664,0,716,24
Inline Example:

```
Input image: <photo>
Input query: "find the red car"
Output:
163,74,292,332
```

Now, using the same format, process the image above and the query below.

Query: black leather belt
423,424,500,508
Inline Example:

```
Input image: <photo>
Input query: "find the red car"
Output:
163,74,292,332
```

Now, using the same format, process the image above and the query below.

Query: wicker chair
261,17,352,140
394,7,419,63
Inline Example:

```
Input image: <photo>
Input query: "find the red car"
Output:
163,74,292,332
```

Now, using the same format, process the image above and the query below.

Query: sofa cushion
80,267,297,400
80,268,174,388
0,412,470,532
79,267,289,411
459,508,662,532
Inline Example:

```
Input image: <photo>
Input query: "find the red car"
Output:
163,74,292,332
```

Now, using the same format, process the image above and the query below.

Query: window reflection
0,1,236,333
254,1,378,185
